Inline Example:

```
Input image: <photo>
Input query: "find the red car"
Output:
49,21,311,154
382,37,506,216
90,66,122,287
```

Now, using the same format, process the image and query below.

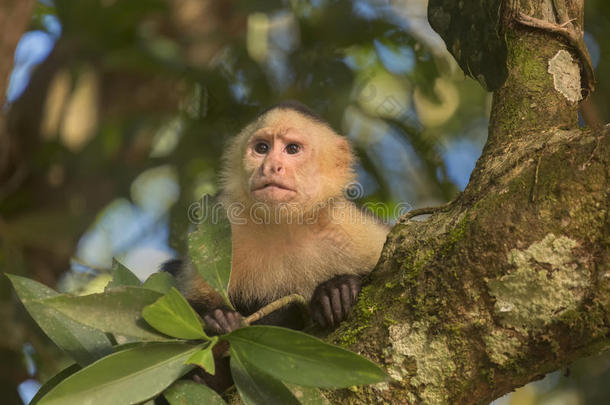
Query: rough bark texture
323,1,609,404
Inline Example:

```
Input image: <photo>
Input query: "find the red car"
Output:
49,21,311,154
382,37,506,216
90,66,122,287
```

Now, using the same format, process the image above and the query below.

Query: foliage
187,195,234,309
7,203,386,404
3,0,610,402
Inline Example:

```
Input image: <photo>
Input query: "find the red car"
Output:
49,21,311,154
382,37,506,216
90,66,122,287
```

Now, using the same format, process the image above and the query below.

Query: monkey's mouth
253,182,294,192
251,181,296,201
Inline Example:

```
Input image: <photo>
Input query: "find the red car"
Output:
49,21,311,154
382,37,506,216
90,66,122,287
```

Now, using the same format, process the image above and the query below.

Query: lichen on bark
324,1,609,404
488,233,587,331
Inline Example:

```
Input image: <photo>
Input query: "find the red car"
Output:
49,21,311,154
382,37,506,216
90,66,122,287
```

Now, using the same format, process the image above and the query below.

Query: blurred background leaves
0,0,608,404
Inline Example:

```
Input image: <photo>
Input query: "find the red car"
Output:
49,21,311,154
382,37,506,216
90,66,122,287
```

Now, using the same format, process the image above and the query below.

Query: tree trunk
327,1,609,403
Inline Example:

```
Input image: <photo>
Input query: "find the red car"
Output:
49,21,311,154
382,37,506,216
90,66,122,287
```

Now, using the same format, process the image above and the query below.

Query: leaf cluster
7,197,386,404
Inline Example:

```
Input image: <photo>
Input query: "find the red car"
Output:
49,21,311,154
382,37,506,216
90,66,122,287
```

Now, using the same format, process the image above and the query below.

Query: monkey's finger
214,309,235,334
192,374,205,384
319,294,334,327
312,308,327,328
330,287,343,323
227,311,242,331
348,277,361,302
340,283,352,317
203,314,222,334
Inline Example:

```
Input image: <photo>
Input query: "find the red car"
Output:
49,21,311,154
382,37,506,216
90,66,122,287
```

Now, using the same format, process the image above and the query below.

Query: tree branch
327,1,608,403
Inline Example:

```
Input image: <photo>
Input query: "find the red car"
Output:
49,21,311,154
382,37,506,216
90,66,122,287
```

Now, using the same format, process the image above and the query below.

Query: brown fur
178,106,389,310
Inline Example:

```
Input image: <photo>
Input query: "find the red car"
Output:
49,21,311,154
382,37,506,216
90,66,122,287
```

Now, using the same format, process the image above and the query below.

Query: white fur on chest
229,222,358,303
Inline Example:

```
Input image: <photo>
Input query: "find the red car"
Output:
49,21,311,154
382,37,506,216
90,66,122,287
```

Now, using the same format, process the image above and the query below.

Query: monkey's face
244,125,320,206
220,108,355,213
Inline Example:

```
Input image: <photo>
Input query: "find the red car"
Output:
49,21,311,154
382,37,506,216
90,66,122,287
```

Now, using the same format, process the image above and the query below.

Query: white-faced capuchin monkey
164,100,389,335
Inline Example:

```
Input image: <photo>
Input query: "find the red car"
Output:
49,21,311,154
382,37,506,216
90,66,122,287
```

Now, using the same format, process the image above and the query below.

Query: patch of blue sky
18,379,41,405
584,31,600,68
352,0,378,19
442,137,484,190
374,39,415,74
43,14,62,38
6,30,55,102
347,116,421,204
354,163,379,197
75,199,172,271
372,127,423,203
5,10,61,104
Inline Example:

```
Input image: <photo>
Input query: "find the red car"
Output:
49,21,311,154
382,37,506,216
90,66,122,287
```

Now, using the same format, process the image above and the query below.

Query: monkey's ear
336,137,350,152
334,137,352,170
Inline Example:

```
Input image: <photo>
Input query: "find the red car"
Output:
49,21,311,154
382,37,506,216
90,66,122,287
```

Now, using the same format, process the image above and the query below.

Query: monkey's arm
309,274,361,329
163,260,359,332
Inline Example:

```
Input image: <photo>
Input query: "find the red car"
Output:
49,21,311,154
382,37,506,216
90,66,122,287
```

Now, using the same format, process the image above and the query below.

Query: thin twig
517,12,574,40
244,293,308,325
398,199,456,223
580,132,603,171
530,153,543,203
205,294,310,361
552,0,571,25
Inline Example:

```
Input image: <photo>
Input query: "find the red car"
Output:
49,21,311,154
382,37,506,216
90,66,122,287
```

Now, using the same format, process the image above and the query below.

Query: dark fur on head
257,100,324,123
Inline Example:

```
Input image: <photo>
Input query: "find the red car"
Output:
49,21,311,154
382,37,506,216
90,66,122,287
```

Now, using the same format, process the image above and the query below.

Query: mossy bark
326,1,609,404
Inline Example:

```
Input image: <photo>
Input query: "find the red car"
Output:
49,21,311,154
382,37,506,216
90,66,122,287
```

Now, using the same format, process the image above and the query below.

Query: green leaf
30,364,81,405
143,271,177,294
285,384,331,405
43,286,168,341
36,342,201,405
225,326,388,388
164,380,226,405
142,287,209,340
230,349,300,405
7,273,57,301
105,258,141,290
6,274,113,366
187,195,233,308
185,339,217,374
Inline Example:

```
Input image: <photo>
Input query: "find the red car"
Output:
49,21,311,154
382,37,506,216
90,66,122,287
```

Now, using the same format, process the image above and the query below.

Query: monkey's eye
285,143,301,154
254,142,269,154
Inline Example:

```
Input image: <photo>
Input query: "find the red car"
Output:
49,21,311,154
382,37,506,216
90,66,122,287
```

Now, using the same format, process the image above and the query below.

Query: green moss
481,368,495,387
383,316,398,327
444,323,464,338
439,215,469,257
492,30,578,137
338,324,368,347
337,286,377,347
401,247,434,287
357,285,378,316
558,301,608,339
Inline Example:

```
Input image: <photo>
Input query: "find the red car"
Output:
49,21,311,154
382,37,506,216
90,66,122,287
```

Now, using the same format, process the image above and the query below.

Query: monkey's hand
202,308,243,335
310,274,361,329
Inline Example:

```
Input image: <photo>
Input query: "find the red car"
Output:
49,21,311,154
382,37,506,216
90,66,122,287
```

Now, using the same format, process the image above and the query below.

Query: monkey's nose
263,160,284,175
